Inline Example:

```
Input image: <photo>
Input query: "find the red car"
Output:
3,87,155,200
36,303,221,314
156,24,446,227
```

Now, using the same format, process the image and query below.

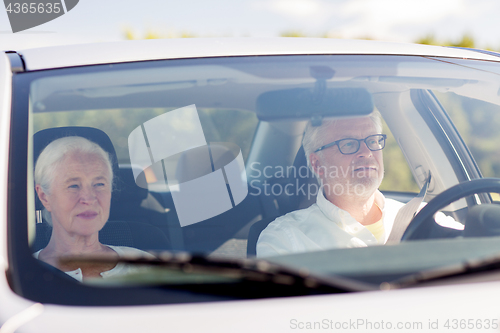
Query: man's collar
316,188,386,228
316,189,350,228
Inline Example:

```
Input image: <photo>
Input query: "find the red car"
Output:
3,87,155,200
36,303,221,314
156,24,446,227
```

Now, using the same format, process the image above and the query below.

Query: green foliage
414,33,439,46
433,92,500,178
449,34,475,48
379,118,419,192
122,26,492,52
34,108,169,162
123,28,197,40
33,108,259,164
415,33,481,49
278,31,373,40
280,31,308,38
123,28,135,41
200,109,259,159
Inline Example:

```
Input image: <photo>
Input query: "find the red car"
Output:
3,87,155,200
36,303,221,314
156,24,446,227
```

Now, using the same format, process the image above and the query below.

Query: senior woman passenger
34,136,152,281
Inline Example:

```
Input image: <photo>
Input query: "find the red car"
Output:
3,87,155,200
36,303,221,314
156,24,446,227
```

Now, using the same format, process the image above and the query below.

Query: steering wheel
401,178,500,241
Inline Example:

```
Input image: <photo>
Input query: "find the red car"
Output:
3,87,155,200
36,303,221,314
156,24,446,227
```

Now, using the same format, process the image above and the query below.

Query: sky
1,0,500,50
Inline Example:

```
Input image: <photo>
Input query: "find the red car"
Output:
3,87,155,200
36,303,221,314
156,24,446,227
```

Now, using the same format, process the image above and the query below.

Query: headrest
34,126,119,171
288,146,318,210
33,127,120,210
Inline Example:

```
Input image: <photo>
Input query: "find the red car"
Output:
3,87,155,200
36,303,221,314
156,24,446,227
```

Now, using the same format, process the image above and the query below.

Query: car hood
4,278,500,332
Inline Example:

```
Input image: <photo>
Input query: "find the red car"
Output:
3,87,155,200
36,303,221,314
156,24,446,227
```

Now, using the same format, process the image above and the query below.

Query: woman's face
37,151,112,237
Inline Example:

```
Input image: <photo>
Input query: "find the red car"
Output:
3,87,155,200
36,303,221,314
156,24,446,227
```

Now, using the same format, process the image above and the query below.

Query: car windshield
10,54,500,304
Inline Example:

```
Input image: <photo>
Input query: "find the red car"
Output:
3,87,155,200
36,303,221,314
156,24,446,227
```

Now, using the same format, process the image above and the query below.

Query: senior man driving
256,112,405,257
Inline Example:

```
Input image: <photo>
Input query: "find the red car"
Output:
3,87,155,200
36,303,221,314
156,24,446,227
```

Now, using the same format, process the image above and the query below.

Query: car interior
29,96,477,258
28,55,500,266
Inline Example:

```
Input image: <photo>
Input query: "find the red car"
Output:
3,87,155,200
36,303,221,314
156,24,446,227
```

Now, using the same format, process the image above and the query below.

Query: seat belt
386,172,432,244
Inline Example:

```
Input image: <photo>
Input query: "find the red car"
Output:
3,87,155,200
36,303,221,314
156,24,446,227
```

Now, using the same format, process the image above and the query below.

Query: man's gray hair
302,111,383,170
34,136,114,195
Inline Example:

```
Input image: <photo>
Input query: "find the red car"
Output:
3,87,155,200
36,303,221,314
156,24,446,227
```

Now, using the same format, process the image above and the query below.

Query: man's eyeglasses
314,134,387,155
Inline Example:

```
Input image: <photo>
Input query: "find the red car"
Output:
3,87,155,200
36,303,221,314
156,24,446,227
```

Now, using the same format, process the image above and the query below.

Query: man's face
310,117,384,198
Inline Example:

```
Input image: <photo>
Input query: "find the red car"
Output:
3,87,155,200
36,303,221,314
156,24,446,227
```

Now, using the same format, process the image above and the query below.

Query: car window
9,54,500,305
33,108,258,164
379,118,419,193
433,91,500,202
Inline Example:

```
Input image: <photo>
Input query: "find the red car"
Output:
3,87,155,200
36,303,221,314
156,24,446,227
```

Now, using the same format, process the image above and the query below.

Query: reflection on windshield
26,55,500,289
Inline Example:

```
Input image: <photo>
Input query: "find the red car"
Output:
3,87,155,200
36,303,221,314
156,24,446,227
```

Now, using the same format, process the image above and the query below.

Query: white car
2,38,500,332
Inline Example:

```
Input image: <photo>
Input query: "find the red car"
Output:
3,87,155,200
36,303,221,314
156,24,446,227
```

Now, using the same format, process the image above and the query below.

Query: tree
415,33,477,49
123,27,197,40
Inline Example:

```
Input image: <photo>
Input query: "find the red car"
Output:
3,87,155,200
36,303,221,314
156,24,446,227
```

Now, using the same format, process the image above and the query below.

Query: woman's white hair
34,136,114,195
302,110,383,173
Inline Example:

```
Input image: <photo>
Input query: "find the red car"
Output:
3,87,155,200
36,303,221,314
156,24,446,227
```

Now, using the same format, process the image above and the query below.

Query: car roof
14,37,500,71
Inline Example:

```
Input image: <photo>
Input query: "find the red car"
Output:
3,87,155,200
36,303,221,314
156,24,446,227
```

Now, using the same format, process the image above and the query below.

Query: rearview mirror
256,87,374,122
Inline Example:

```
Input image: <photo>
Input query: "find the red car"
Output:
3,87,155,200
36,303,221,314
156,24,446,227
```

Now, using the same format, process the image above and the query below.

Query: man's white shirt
256,188,465,257
257,190,405,257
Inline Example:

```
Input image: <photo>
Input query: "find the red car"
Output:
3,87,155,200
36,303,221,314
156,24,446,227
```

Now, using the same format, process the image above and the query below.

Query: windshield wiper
389,252,500,289
60,251,376,298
